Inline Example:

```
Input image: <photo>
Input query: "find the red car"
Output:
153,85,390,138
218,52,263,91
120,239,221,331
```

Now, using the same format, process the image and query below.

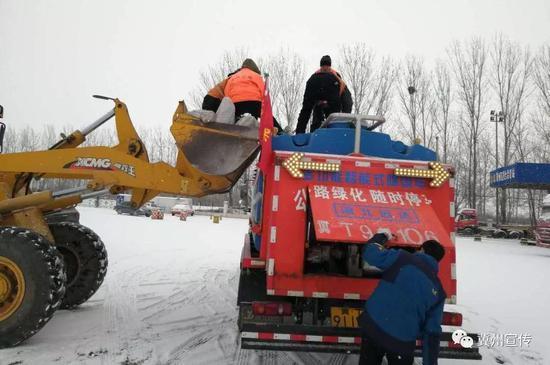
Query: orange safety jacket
315,66,347,96
207,78,229,100
224,68,265,103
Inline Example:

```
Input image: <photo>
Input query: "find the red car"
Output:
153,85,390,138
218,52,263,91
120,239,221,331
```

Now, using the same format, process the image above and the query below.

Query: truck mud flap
240,323,481,360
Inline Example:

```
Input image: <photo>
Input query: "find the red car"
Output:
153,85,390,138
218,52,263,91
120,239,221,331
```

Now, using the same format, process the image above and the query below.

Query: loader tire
0,227,66,348
49,222,108,309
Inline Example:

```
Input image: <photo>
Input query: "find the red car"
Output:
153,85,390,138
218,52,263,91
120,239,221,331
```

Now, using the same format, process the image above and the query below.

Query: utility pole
490,110,505,225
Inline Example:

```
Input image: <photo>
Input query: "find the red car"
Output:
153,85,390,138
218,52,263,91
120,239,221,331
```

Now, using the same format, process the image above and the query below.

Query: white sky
1,0,549,131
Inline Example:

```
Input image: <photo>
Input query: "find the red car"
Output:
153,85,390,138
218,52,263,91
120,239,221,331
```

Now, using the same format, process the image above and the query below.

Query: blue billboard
490,163,550,189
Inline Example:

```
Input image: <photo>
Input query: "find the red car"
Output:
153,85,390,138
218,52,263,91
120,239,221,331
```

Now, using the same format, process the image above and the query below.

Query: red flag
257,80,274,174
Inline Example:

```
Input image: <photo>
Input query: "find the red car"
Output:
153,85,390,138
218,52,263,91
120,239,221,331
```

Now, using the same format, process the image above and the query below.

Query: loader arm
0,97,259,227
0,146,207,198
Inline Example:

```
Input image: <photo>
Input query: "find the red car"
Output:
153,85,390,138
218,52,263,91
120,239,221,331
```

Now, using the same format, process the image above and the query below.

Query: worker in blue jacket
359,231,446,365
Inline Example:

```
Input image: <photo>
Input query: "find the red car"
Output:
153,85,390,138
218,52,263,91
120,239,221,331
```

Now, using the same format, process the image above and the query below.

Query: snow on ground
450,237,550,365
1,207,549,365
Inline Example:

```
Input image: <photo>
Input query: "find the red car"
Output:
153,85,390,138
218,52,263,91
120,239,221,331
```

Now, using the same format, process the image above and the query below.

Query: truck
237,114,481,360
454,208,479,235
455,207,531,239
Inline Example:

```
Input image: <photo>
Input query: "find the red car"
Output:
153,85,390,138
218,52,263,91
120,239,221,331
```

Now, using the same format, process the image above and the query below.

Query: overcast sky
1,0,549,132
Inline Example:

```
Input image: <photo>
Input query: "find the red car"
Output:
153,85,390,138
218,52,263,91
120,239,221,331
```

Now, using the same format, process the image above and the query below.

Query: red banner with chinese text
307,184,447,246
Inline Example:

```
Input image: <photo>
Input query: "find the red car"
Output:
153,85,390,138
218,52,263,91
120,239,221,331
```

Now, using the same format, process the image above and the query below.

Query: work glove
366,229,392,246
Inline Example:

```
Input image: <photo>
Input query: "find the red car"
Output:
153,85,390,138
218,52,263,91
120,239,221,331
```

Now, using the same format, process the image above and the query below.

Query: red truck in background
454,208,479,235
455,200,550,242
455,207,532,240
237,115,481,360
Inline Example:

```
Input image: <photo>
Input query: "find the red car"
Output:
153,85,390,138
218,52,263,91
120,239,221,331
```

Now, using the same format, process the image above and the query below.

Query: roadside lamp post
490,110,505,225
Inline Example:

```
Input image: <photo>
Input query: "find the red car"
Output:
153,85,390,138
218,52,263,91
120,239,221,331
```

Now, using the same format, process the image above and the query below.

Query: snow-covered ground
1,207,549,365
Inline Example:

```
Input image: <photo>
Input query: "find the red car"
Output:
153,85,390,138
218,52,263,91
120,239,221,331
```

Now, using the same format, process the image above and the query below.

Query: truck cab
238,115,480,360
455,208,479,235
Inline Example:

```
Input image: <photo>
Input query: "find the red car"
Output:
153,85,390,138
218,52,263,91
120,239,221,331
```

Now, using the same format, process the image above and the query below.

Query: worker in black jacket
296,55,353,134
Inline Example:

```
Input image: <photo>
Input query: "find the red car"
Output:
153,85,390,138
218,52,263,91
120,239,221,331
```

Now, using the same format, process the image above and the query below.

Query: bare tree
512,118,539,226
265,49,306,130
18,126,41,152
448,38,488,209
477,135,494,217
2,124,17,154
447,121,470,210
533,44,550,143
398,55,436,147
371,56,398,118
339,44,375,114
531,109,550,158
490,34,533,223
432,60,453,162
338,44,397,117
41,124,58,148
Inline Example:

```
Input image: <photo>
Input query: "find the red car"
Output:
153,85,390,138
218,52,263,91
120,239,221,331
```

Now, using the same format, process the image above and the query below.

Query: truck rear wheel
0,227,66,348
462,227,474,235
508,231,522,239
49,222,108,309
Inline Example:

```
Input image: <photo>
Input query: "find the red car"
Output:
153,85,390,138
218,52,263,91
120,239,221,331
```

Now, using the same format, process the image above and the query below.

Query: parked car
171,203,194,216
114,201,152,217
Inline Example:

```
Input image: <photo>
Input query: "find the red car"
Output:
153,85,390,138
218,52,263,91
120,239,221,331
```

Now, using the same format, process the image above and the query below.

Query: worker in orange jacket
202,59,265,120
202,77,231,112
201,58,283,131
224,58,265,120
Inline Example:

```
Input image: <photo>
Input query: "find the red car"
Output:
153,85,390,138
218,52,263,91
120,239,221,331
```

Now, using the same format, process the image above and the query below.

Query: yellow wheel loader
0,96,259,347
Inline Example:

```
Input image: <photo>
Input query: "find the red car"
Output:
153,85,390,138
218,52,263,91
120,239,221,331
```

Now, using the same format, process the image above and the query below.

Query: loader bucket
170,101,259,193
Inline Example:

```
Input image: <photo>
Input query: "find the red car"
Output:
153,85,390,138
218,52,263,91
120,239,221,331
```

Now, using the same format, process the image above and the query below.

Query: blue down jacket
360,237,445,364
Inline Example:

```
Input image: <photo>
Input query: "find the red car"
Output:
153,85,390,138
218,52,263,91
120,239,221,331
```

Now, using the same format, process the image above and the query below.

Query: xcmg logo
64,158,113,171
64,158,136,176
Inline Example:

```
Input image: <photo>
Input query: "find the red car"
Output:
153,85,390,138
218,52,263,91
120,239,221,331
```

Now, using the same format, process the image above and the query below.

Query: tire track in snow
167,328,217,364
132,266,239,364
98,266,160,364
100,267,141,363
